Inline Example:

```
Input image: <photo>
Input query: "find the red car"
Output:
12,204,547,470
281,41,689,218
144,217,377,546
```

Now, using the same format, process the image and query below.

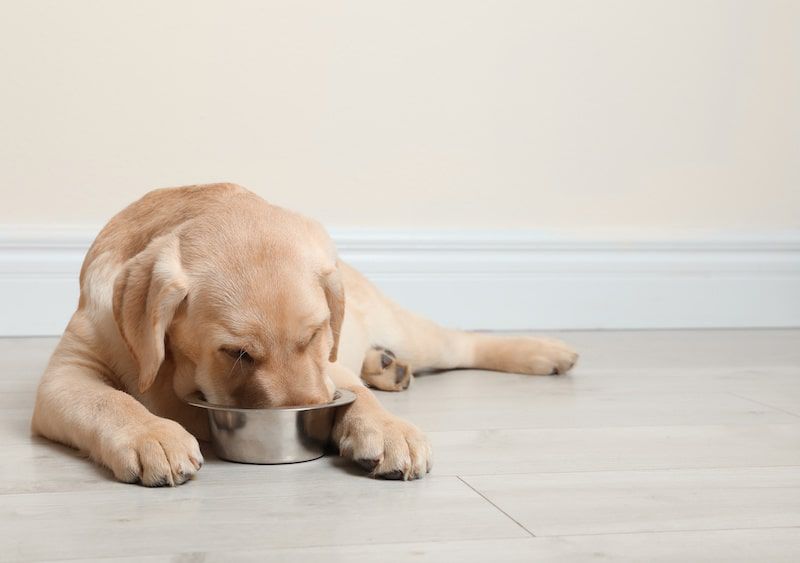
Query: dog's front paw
102,417,204,486
334,411,431,481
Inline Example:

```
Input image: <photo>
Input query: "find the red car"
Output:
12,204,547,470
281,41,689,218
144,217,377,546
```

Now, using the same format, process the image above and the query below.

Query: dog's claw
376,469,405,480
356,458,381,472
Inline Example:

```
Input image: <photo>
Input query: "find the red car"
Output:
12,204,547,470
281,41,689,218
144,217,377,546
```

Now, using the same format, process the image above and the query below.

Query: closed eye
222,348,254,364
298,327,323,351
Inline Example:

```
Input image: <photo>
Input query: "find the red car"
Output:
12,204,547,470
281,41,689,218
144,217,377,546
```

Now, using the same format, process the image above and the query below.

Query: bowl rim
182,388,356,413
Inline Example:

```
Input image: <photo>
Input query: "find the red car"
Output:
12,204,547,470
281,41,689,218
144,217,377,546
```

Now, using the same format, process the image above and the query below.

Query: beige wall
0,1,798,231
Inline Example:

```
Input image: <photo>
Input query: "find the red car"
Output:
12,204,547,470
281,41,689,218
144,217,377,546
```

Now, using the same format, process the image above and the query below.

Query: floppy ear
322,262,345,363
112,234,189,393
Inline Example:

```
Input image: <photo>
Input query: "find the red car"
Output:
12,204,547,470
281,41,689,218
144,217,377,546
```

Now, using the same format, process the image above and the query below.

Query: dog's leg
329,362,431,480
343,266,577,375
381,305,578,375
31,334,203,486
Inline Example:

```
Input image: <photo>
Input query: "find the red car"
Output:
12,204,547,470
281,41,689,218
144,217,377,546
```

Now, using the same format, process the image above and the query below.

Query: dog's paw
334,411,431,480
520,337,579,375
487,337,578,375
103,417,204,486
361,348,413,392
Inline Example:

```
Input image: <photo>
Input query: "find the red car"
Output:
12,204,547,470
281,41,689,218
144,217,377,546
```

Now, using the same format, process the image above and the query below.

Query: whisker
227,350,247,377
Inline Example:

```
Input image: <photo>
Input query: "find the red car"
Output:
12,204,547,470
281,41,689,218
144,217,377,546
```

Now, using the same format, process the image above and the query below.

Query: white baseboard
1,227,799,336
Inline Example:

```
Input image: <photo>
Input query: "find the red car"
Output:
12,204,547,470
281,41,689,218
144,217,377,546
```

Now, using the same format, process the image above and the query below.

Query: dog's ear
322,263,345,363
112,234,189,393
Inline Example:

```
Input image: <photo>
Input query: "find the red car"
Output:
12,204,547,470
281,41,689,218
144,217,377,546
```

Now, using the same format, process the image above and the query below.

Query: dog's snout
283,390,332,408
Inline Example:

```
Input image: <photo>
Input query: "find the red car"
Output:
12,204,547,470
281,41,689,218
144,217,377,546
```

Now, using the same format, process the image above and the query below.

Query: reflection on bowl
183,389,356,464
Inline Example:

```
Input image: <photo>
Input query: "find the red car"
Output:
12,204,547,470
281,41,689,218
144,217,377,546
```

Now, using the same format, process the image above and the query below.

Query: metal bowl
184,389,356,464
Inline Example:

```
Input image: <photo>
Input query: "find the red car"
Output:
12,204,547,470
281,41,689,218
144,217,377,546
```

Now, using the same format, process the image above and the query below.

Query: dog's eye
222,348,254,364
298,327,323,351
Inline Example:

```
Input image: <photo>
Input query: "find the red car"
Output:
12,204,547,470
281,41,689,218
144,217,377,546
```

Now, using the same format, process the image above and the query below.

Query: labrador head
112,202,343,408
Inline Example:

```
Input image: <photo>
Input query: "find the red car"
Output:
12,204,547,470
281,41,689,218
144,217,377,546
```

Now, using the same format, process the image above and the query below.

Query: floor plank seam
727,392,800,419
540,525,800,538
5,461,800,497
420,421,800,432
44,535,540,561
456,476,536,538
422,421,800,435
443,464,800,480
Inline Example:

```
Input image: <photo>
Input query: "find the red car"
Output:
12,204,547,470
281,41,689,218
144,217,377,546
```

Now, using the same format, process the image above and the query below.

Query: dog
31,183,578,485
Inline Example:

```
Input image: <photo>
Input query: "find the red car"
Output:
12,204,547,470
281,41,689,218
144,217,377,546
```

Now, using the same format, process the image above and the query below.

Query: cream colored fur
31,184,578,485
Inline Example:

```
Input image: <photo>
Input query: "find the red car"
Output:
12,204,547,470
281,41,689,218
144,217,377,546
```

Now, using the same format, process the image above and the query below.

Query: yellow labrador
31,184,578,485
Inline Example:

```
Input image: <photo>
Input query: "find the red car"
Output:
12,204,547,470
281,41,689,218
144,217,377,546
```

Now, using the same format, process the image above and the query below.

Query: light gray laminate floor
2,330,799,562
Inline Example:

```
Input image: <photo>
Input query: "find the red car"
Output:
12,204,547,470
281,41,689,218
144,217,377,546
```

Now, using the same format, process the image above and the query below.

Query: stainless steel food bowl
184,389,356,464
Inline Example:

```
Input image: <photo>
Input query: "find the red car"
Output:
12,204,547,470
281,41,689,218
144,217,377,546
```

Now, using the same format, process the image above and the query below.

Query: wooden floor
2,330,800,562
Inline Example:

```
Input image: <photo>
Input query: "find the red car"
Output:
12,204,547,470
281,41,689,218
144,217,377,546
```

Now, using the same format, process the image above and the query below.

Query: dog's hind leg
378,307,578,376
341,262,578,377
